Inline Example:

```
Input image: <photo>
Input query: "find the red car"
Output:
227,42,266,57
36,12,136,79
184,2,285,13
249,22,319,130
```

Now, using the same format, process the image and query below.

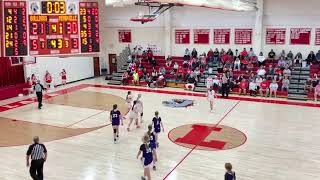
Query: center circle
168,123,247,151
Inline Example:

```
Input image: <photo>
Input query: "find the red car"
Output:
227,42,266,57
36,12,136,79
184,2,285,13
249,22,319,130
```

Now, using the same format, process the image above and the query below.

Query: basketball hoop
130,14,157,24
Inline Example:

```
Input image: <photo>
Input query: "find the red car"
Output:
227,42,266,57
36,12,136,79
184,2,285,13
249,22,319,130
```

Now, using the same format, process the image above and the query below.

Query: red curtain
0,57,25,88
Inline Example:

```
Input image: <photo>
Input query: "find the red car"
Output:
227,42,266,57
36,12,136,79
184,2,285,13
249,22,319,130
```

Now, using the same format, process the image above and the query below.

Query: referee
26,136,47,180
34,80,45,109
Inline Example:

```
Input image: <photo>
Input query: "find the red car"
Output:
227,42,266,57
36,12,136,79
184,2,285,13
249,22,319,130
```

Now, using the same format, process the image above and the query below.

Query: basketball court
0,78,319,180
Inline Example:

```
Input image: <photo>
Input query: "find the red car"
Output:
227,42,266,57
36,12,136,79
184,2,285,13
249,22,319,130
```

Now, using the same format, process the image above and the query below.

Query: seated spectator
278,57,287,70
206,75,214,89
151,68,158,81
287,51,294,60
312,74,319,89
256,76,263,90
192,58,200,70
212,76,221,89
306,51,316,65
137,68,144,79
269,79,279,98
283,66,291,79
234,57,241,71
248,73,256,82
166,55,172,67
184,48,191,60
145,73,152,87
132,70,140,85
240,48,248,60
247,62,254,72
241,57,249,70
159,66,166,75
226,48,234,57
191,48,198,59
257,52,265,67
316,50,320,62
257,66,267,77
259,79,270,97
142,68,148,80
213,48,220,62
207,49,214,62
268,49,276,60
314,82,320,102
294,52,303,66
267,65,275,79
285,57,293,68
173,62,179,73
199,52,207,68
279,50,286,59
194,67,201,81
149,57,157,67
282,76,290,91
305,78,313,92
248,48,256,58
249,80,257,96
156,73,166,87
147,48,153,61
239,79,248,95
185,74,197,91
183,59,189,68
176,66,184,82
122,71,129,85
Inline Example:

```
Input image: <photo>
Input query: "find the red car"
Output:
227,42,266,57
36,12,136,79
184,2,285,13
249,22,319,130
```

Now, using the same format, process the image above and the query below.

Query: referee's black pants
30,159,44,180
221,83,230,98
36,92,43,109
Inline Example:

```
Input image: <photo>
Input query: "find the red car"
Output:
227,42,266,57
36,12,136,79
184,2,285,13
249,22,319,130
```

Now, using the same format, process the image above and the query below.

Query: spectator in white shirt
283,66,291,79
249,81,257,96
257,66,266,77
234,57,241,71
269,79,279,98
255,76,263,90
257,52,265,67
282,76,290,91
248,48,256,58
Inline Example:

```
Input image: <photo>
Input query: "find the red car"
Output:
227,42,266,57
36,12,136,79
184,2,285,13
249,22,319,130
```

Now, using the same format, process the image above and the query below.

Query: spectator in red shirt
240,48,248,60
239,79,249,95
207,49,214,62
176,66,184,82
122,71,129,85
259,79,270,97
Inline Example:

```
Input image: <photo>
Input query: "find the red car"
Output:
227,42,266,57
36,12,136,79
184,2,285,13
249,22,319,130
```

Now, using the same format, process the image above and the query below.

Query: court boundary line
162,100,241,180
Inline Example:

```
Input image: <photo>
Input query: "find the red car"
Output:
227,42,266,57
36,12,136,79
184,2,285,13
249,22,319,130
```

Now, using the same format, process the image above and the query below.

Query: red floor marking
92,84,320,108
65,110,106,128
199,140,226,150
162,101,241,180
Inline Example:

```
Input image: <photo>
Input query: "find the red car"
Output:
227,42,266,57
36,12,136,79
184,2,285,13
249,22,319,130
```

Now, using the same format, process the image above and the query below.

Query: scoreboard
0,0,100,57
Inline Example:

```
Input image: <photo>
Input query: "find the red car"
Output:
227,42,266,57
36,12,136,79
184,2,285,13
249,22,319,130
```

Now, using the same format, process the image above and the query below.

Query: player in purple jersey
225,163,236,180
110,104,123,143
146,124,158,171
137,135,157,180
152,111,164,147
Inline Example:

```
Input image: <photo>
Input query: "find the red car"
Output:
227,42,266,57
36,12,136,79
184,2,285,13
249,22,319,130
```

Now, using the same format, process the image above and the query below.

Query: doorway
93,57,100,76
108,54,117,74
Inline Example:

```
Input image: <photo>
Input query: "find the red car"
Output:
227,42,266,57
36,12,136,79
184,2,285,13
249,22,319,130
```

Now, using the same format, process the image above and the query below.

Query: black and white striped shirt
26,143,47,160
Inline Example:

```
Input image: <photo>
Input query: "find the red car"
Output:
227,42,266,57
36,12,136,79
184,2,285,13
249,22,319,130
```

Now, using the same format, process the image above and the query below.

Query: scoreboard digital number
28,0,80,55
79,2,100,53
3,1,28,56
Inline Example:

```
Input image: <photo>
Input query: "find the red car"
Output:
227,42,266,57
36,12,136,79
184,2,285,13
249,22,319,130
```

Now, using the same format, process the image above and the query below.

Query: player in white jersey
207,87,217,113
127,101,141,131
135,94,144,123
124,91,133,118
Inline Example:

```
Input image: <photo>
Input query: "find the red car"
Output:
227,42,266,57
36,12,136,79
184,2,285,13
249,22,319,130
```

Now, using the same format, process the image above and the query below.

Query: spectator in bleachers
312,74,319,90
213,75,221,88
267,65,275,79
206,75,214,89
200,52,207,69
185,74,197,91
256,76,263,90
279,50,286,59
268,49,276,60
166,55,172,67
306,51,316,65
192,58,200,70
304,78,313,92
191,48,198,59
287,51,294,60
182,58,189,68
314,82,320,102
247,62,254,72
176,66,184,82
248,48,256,58
194,67,201,82
172,62,179,73
257,66,267,78
278,57,287,70
316,50,320,62
234,49,240,60
283,66,292,79
240,57,249,70
150,57,157,67
239,79,248,95
282,76,290,91
151,68,158,81
147,48,154,61
240,48,248,60
184,48,191,60
294,52,303,66
234,57,241,71
221,73,230,98
142,68,148,80
248,73,256,82
249,80,257,96
207,49,214,62
133,70,140,85
226,49,234,57
145,73,152,87
259,79,270,97
159,67,166,75
122,71,129,85
156,73,166,87
257,52,265,67
213,48,220,62
269,79,279,98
